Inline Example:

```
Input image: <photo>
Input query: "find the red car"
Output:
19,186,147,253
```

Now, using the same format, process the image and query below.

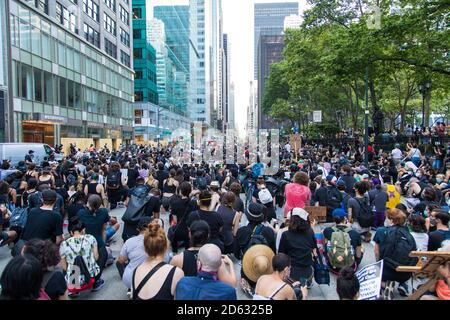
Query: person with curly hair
22,238,67,300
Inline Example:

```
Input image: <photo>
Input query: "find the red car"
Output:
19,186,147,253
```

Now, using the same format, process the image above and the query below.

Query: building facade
133,0,158,106
1,0,9,143
6,0,134,151
284,14,302,30
258,35,285,129
189,0,222,128
254,2,298,79
247,80,258,132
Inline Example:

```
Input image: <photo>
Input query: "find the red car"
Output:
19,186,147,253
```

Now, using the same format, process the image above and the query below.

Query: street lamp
418,80,432,129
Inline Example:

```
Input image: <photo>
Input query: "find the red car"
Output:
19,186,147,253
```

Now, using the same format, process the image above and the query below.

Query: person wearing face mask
254,253,305,300
427,210,450,251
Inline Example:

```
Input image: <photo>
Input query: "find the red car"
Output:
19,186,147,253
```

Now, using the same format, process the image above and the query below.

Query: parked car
0,143,63,167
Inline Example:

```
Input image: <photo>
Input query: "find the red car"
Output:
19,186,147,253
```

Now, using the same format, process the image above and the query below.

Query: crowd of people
0,136,448,301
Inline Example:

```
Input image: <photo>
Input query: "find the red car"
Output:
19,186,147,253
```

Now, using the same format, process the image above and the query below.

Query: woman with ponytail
77,194,110,291
132,221,184,300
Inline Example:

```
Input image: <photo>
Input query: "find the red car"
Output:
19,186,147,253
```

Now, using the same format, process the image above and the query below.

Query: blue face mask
437,178,443,184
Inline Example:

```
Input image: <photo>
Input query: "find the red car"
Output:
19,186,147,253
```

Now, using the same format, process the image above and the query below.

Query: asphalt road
0,202,408,300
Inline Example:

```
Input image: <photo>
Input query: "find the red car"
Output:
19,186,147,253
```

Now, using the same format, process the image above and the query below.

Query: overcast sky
148,0,308,135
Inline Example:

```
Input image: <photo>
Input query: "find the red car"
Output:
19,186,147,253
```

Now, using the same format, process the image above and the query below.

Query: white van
0,143,63,167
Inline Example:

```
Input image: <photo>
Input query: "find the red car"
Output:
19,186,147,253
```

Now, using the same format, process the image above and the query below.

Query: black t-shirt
279,229,317,269
234,223,276,258
77,208,110,248
21,208,63,242
428,229,450,251
186,209,224,241
44,270,67,300
67,203,85,220
313,186,328,206
144,196,161,217
170,196,199,231
234,197,244,213
156,170,169,191
323,225,362,251
127,168,140,188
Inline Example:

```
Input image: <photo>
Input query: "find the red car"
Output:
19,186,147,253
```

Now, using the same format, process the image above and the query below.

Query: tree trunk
424,90,432,128
369,80,383,135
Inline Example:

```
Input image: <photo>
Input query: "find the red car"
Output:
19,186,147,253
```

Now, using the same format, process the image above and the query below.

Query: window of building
104,13,116,36
132,8,142,19
134,118,142,125
59,77,67,106
83,0,99,23
43,71,54,104
35,0,49,14
133,48,142,59
134,91,143,102
135,71,142,79
104,0,115,12
135,109,143,117
104,38,117,59
120,50,130,67
56,2,78,33
120,28,130,46
120,5,129,25
133,29,141,39
83,23,100,48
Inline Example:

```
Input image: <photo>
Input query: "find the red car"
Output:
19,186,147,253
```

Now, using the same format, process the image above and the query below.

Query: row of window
56,2,78,34
10,13,133,92
135,69,156,83
13,61,132,119
133,48,156,63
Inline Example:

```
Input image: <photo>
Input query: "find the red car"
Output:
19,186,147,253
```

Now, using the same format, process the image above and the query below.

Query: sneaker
382,281,395,300
126,289,132,300
398,282,410,297
91,279,105,292
68,292,80,299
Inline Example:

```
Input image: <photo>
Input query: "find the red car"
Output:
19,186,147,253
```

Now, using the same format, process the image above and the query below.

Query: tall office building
228,82,235,130
258,35,285,129
189,0,222,128
5,0,134,150
254,2,298,79
247,80,258,132
0,1,8,142
218,33,230,131
284,14,302,30
154,6,190,114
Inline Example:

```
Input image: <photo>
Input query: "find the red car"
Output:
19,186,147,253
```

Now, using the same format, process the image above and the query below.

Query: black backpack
381,226,418,270
238,225,269,260
107,171,121,189
326,186,343,211
122,185,151,224
355,197,374,228
66,238,93,287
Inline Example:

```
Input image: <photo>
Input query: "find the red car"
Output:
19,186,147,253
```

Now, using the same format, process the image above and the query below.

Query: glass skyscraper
254,2,298,79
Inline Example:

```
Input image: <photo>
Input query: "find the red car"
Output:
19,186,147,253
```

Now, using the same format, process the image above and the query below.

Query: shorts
352,221,371,234
106,225,116,242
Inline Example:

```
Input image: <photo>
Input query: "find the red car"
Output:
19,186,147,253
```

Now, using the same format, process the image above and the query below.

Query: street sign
313,111,322,123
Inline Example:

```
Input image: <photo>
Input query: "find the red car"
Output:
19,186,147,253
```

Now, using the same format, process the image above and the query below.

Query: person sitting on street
336,266,360,300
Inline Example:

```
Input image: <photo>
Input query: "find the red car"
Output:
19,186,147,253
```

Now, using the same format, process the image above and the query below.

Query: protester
175,244,237,300
284,172,311,216
336,267,360,300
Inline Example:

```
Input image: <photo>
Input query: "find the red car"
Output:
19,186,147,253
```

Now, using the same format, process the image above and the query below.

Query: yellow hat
242,245,274,283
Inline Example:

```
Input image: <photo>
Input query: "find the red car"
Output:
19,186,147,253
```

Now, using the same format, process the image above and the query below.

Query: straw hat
242,245,274,283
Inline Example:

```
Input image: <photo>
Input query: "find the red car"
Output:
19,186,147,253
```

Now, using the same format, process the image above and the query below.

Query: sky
148,0,308,135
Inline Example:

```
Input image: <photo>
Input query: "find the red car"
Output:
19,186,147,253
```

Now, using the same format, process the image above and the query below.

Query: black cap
42,190,57,202
246,203,265,222
137,216,152,230
189,220,210,234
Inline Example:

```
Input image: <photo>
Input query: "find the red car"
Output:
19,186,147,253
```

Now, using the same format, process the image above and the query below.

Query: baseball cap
332,208,347,218
326,175,337,183
42,190,57,202
290,207,309,221
362,174,370,179
189,219,210,234
210,181,220,188
337,179,346,187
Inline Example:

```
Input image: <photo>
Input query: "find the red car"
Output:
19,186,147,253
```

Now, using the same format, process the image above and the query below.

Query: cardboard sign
305,206,327,222
356,260,384,300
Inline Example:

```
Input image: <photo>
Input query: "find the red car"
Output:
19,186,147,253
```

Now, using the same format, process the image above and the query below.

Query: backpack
122,185,151,224
10,179,22,191
381,226,418,270
242,225,269,257
252,163,263,179
107,171,121,189
326,186,343,211
355,197,374,228
66,238,94,289
258,188,273,205
9,207,29,229
194,177,207,190
327,227,355,269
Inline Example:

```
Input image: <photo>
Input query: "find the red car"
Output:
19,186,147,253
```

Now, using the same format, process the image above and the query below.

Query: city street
0,201,405,301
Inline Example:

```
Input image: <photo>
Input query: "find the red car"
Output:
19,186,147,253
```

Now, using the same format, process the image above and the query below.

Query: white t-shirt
285,144,291,153
391,148,402,159
410,232,429,252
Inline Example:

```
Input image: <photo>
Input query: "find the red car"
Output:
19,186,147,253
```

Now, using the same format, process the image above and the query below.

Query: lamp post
418,80,432,129
364,66,369,168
